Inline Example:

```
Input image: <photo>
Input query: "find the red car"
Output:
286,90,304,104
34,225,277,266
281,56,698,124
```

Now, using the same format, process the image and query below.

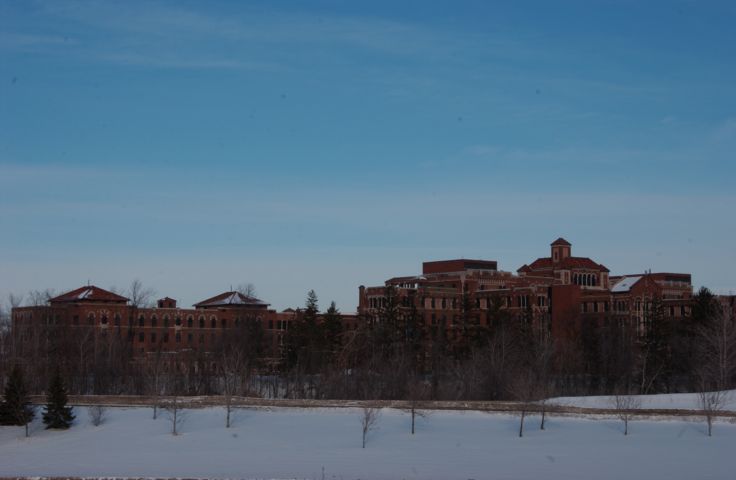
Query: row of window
573,273,600,287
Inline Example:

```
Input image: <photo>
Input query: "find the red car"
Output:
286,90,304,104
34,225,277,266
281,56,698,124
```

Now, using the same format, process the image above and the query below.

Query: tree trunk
540,406,546,430
519,410,525,438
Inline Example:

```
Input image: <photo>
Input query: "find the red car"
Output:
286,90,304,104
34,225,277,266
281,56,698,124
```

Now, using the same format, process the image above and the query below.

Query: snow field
1,404,735,480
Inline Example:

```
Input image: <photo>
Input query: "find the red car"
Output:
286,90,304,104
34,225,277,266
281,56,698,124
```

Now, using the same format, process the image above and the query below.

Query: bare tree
128,279,156,308
88,405,107,426
611,387,641,436
508,369,537,438
236,283,257,298
534,332,556,431
220,345,249,428
698,386,726,437
163,396,186,435
360,407,381,448
403,377,429,435
145,347,167,419
694,303,736,436
27,289,54,306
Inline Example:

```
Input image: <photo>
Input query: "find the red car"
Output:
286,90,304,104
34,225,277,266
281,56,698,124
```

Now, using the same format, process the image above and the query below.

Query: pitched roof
194,291,269,308
521,256,610,273
50,285,129,304
551,237,572,246
611,276,643,293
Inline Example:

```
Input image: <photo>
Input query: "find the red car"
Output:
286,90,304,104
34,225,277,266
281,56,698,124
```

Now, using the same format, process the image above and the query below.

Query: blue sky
1,0,735,311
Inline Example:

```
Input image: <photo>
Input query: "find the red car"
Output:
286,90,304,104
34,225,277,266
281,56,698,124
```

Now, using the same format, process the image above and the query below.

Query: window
176,332,181,343
151,315,157,327
199,317,205,328
187,333,193,343
211,317,216,328
163,332,169,343
114,314,121,326
101,314,108,325
138,315,144,327
199,333,204,344
175,316,181,326
187,316,193,328
163,315,169,327
138,332,144,342
151,332,157,343
269,320,274,329
221,318,227,328
88,313,95,325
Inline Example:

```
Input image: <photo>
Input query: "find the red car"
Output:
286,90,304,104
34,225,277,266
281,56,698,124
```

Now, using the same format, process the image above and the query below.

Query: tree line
1,286,734,406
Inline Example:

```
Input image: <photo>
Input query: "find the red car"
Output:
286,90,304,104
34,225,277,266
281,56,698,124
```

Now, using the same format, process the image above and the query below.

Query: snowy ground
1,404,735,480
551,390,736,410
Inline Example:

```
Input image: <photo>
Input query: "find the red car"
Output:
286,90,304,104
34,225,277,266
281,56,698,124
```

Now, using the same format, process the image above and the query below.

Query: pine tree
0,365,35,435
42,368,75,429
321,301,343,365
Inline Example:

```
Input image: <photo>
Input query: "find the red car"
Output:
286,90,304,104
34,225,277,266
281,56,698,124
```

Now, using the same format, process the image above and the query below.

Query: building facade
358,238,693,341
11,286,357,365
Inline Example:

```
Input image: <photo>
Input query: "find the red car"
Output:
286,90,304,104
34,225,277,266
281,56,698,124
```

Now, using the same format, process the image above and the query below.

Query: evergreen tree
321,301,343,364
282,290,323,373
42,368,75,429
0,365,35,435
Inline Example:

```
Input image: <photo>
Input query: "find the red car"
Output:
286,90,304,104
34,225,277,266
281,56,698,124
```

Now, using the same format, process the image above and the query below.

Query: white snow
2,404,735,479
611,275,642,293
76,288,93,300
551,390,736,410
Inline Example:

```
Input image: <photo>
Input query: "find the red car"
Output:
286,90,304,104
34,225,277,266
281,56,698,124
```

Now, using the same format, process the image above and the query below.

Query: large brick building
10,286,358,364
10,237,697,359
358,238,693,340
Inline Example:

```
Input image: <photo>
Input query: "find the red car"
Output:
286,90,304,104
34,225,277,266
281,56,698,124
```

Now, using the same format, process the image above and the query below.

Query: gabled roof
611,276,643,293
521,257,610,273
194,291,269,309
551,237,572,246
50,285,129,304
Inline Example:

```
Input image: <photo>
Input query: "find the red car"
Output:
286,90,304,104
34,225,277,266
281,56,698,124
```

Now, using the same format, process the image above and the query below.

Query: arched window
138,315,144,327
151,315,158,327
199,316,205,328
221,318,227,328
175,316,181,326
114,313,121,326
187,316,193,328
88,313,95,326
163,315,170,327
210,317,216,328
100,314,108,325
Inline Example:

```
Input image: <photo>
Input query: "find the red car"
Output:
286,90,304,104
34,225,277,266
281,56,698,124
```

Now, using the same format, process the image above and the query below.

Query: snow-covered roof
611,276,642,293
194,291,269,308
50,285,129,304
